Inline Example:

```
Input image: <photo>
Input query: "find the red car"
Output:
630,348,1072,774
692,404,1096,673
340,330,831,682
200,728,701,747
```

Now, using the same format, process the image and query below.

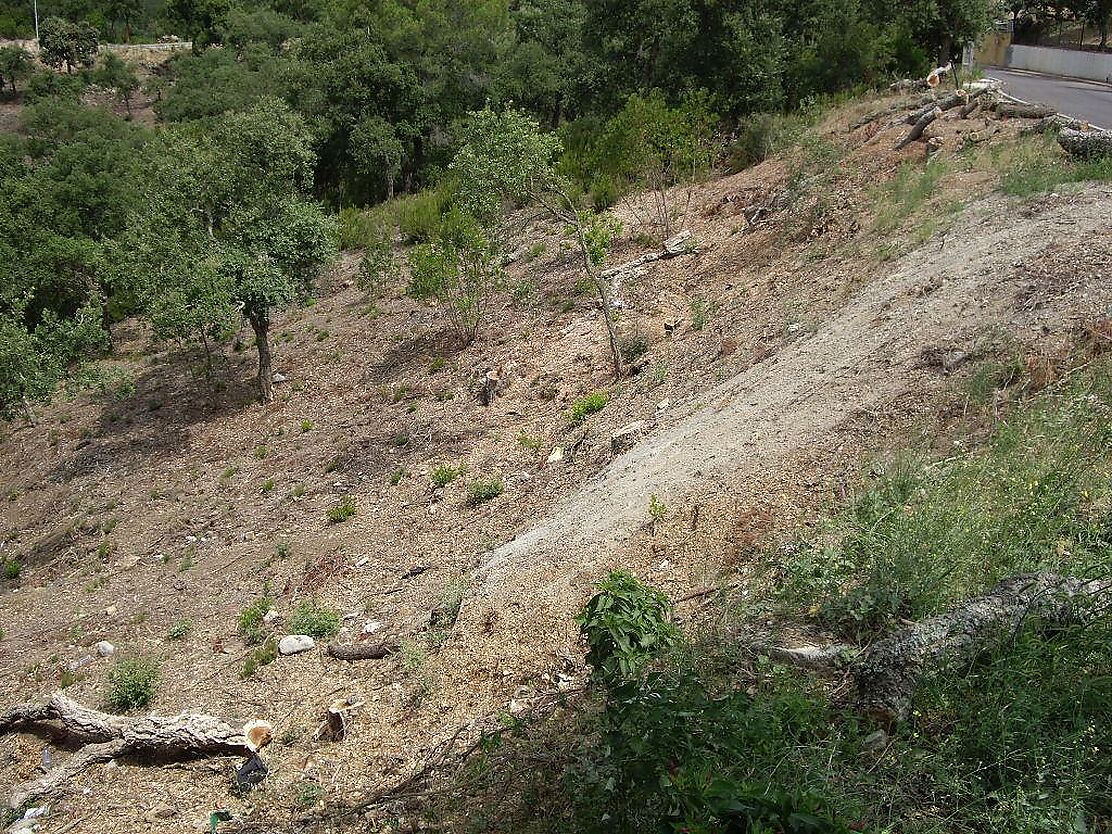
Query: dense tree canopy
1,0,1031,418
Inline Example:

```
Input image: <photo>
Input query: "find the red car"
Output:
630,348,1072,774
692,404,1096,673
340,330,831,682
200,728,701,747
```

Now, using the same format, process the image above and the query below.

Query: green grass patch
568,391,608,424
288,599,341,639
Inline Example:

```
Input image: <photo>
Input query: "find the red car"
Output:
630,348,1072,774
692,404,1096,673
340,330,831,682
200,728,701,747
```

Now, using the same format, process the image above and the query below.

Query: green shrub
728,112,804,172
468,478,503,504
106,658,159,712
575,571,677,687
389,186,451,244
288,599,341,639
238,593,274,645
327,495,357,523
432,464,465,487
260,478,275,494
300,419,314,433
568,391,608,424
167,619,192,640
619,332,649,365
3,559,21,580
241,637,277,679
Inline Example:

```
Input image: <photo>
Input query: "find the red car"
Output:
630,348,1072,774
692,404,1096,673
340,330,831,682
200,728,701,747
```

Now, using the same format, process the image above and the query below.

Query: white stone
95,641,115,657
278,635,315,656
546,447,564,464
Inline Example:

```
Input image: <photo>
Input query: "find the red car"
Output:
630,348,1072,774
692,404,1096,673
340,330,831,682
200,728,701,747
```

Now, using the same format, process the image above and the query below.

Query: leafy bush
238,593,274,645
575,571,677,687
288,598,340,639
327,495,357,523
468,478,503,504
3,558,20,580
408,210,503,345
106,658,159,712
388,186,452,244
568,391,608,424
431,463,465,487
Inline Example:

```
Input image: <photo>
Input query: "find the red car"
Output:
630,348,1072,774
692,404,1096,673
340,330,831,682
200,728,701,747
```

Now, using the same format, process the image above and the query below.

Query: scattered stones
95,641,115,658
611,420,648,454
278,635,315,656
718,337,738,358
657,398,671,411
66,655,94,672
546,447,564,464
663,229,694,256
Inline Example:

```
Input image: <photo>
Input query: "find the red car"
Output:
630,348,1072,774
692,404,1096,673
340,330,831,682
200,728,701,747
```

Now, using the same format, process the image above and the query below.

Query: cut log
905,92,966,126
994,101,1056,120
0,691,267,807
1058,128,1112,159
1020,114,1089,136
326,640,400,660
852,573,1112,724
896,107,941,150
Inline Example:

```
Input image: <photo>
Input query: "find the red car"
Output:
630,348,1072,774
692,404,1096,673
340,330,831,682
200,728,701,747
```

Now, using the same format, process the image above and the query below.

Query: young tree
0,300,107,424
38,17,99,75
596,89,716,242
451,107,626,378
105,0,145,42
95,52,140,117
123,98,336,402
407,210,502,345
0,45,33,93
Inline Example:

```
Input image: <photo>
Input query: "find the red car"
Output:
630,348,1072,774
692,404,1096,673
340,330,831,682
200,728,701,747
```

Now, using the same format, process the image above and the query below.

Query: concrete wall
1000,44,1112,84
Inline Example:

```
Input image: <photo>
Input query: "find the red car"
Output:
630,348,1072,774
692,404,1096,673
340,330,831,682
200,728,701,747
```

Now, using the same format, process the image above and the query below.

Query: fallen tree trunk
852,573,1112,724
1058,128,1112,159
1020,113,1089,136
994,101,1056,120
896,107,941,150
326,640,399,660
0,691,265,808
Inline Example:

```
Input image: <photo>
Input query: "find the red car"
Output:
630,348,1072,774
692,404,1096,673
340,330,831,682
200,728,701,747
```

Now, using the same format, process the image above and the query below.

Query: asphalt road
984,67,1112,129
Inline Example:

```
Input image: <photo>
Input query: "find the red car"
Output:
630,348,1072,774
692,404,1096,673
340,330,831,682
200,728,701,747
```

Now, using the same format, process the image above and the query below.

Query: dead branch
852,573,1112,724
1057,128,1112,160
326,641,400,661
599,230,693,282
896,107,941,150
0,691,266,808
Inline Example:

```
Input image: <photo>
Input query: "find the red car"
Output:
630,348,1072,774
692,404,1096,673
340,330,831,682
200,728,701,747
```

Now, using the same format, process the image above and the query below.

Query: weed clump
106,657,159,712
468,478,503,504
327,495,357,523
568,391,608,424
432,464,465,488
238,592,274,645
288,599,341,639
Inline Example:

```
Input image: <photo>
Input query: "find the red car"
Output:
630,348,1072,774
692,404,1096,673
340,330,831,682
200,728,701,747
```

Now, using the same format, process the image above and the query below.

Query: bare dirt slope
462,184,1112,684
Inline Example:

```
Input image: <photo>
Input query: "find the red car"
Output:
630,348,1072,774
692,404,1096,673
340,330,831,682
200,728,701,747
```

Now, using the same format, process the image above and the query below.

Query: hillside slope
1,92,1110,832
